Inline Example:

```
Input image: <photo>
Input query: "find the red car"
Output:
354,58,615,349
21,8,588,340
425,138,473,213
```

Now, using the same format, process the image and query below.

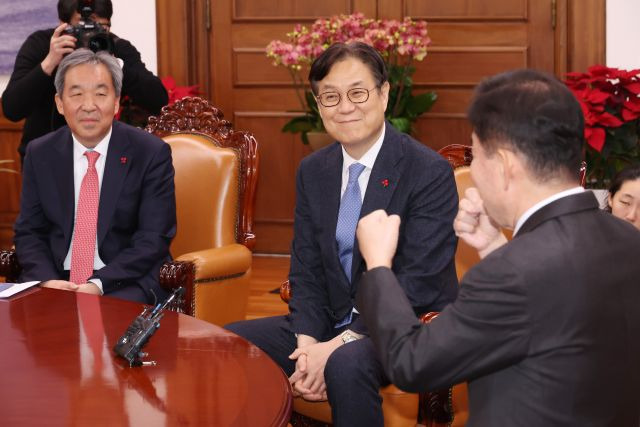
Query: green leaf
389,117,411,134
282,116,315,133
406,92,437,117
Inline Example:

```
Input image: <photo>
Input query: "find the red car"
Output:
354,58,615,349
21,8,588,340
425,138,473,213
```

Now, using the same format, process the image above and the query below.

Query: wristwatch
340,330,359,344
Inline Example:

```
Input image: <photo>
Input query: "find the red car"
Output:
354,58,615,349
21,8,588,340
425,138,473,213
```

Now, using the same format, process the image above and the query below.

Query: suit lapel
517,191,599,236
98,121,131,246
53,129,75,245
350,124,403,282
318,144,344,270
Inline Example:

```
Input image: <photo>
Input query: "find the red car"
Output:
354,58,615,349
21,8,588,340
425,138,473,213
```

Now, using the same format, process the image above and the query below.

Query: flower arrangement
266,13,437,144
565,65,640,187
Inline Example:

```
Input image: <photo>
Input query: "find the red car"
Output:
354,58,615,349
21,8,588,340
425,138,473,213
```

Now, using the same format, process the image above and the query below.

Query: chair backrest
145,97,258,257
438,145,480,281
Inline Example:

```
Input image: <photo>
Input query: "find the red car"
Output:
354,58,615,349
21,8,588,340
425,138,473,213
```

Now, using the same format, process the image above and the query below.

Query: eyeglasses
316,86,378,108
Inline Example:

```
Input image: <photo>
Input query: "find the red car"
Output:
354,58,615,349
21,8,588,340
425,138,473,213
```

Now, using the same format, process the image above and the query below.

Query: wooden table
0,287,292,426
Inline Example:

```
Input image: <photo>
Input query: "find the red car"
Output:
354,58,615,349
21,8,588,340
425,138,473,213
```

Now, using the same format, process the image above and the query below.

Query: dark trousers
225,315,389,427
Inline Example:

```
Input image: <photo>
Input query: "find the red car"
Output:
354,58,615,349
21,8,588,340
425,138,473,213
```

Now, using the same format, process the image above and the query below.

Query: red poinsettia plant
565,65,640,187
116,76,200,128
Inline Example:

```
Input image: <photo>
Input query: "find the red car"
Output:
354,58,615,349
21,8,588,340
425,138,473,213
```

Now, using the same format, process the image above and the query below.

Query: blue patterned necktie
336,162,366,282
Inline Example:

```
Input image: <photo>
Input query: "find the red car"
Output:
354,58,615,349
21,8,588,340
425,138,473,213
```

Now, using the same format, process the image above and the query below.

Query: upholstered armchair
1,97,258,328
275,145,480,427
145,97,258,326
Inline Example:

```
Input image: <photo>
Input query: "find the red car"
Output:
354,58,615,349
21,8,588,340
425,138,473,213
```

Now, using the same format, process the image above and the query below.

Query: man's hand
76,282,102,295
356,210,401,270
41,280,79,291
41,23,76,76
288,336,343,401
454,187,507,258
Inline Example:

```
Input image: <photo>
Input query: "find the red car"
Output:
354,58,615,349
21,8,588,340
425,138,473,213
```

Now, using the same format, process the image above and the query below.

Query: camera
64,0,114,53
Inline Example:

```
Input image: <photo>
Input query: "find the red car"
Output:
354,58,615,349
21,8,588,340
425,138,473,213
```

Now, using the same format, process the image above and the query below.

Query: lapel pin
120,156,127,164
381,179,389,187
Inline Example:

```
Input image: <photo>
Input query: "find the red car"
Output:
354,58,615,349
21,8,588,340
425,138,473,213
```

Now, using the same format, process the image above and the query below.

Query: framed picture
0,1,57,76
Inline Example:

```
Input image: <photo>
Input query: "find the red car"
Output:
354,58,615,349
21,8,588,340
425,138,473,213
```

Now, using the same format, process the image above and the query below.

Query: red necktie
70,151,100,284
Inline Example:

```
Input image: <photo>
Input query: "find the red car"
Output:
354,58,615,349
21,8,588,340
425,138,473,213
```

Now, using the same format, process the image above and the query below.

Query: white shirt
513,186,585,236
340,123,385,200
62,128,112,293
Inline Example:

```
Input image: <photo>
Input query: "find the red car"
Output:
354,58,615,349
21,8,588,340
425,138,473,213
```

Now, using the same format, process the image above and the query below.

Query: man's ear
380,81,390,109
113,96,120,117
496,148,516,191
54,93,64,115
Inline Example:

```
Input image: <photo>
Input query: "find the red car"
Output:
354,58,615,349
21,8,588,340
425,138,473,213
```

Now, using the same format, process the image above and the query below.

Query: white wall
111,0,158,75
606,0,640,69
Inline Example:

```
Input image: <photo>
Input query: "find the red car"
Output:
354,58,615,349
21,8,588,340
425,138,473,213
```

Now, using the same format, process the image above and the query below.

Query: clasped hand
41,280,101,295
288,338,341,401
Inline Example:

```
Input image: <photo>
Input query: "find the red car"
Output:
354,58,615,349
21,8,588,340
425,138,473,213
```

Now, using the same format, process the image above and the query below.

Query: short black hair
58,0,113,23
308,42,388,94
609,164,640,198
468,69,585,183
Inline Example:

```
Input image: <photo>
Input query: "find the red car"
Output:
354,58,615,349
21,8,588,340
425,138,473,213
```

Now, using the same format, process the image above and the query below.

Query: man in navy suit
14,48,176,305
356,69,640,425
226,42,459,426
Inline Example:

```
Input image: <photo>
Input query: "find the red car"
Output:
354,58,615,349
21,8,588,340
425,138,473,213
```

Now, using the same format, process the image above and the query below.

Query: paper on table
0,281,40,298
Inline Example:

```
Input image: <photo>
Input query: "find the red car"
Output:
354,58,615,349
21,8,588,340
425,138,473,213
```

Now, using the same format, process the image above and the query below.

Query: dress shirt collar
514,186,585,235
340,123,385,171
72,127,112,161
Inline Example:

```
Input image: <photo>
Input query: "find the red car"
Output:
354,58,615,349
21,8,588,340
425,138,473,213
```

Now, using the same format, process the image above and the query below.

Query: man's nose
81,96,97,110
336,95,356,114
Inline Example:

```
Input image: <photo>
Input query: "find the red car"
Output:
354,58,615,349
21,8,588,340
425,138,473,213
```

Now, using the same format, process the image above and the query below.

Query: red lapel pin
381,179,389,187
120,156,127,164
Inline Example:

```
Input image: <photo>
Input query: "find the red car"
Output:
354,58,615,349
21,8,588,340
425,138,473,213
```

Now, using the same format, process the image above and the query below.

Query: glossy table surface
0,288,292,426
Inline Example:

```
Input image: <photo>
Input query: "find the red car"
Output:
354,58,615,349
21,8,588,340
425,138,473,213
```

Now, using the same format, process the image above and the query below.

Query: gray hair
54,48,123,97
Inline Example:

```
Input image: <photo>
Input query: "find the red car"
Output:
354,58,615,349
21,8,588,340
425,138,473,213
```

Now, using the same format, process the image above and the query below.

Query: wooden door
159,0,602,254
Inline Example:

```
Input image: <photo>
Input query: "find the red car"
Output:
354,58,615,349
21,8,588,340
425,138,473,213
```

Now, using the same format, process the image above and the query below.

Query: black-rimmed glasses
316,86,378,107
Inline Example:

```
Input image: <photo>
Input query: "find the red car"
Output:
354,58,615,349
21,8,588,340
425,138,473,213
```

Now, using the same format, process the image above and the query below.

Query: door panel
189,0,599,253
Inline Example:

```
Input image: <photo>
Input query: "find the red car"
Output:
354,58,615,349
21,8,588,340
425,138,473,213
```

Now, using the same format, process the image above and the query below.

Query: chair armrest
159,260,196,314
176,244,252,281
280,279,291,303
416,311,454,426
0,249,22,282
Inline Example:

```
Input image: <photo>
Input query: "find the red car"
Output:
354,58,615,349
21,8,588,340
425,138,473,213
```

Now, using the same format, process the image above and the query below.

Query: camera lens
88,33,111,53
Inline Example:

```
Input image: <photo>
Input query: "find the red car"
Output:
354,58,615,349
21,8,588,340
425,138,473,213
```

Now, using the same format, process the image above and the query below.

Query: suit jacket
14,120,177,302
289,123,459,340
357,192,640,426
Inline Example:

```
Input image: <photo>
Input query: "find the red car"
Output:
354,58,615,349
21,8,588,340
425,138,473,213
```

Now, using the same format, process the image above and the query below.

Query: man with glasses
226,42,459,426
2,0,168,164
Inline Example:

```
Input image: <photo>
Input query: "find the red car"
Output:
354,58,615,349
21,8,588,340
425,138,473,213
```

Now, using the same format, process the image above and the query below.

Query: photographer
1,0,168,163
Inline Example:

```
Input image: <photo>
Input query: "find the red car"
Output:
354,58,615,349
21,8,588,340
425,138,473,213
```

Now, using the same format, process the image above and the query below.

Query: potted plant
565,65,640,188
116,76,200,128
266,13,437,148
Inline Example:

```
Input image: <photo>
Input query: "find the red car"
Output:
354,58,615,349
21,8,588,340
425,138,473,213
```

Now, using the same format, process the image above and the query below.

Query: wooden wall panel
234,114,313,253
415,48,529,85
0,106,23,250
234,0,352,19
405,0,528,19
155,0,606,254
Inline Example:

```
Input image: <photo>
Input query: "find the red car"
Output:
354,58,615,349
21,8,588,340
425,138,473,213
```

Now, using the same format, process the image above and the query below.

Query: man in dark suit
14,48,176,305
226,42,459,425
356,69,640,425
